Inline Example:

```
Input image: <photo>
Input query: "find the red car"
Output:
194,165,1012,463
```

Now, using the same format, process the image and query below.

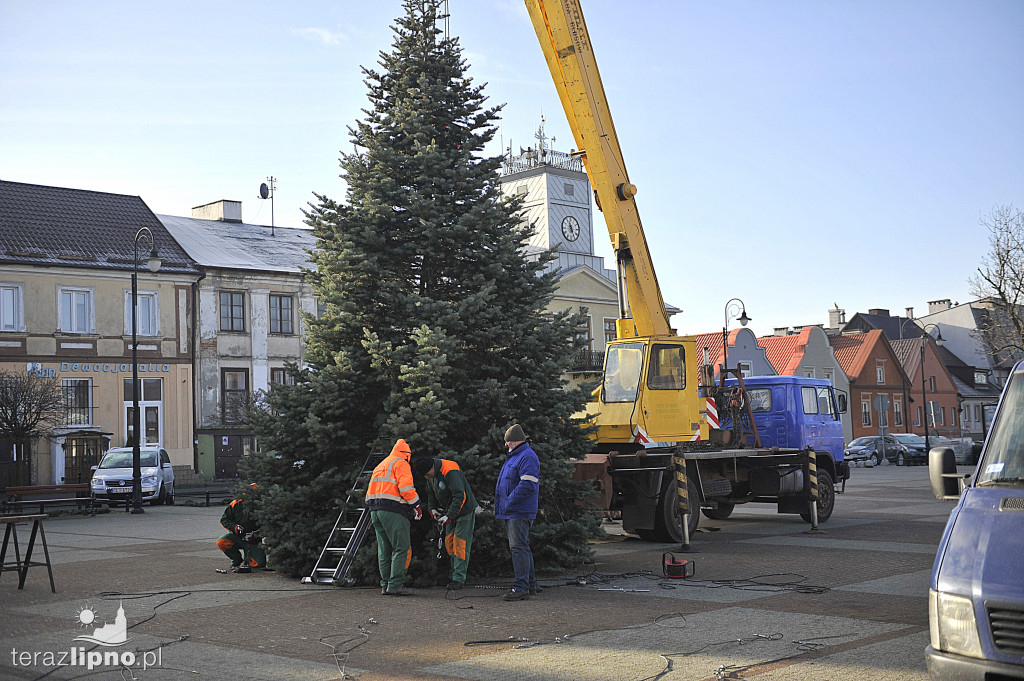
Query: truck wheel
702,502,734,520
800,469,835,523
653,477,700,542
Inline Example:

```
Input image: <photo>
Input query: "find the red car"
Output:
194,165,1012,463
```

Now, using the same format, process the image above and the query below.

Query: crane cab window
603,342,644,403
647,344,686,391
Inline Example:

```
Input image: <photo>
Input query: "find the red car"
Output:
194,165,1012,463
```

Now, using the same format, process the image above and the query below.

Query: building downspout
191,266,207,474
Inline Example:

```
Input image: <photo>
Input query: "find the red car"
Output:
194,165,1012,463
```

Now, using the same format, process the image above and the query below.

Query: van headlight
90,478,104,488
142,474,158,486
929,590,983,658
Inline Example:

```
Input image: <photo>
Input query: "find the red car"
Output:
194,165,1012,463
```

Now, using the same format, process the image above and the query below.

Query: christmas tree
244,0,599,581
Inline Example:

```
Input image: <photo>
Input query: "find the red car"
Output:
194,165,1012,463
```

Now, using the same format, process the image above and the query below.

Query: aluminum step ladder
301,451,383,585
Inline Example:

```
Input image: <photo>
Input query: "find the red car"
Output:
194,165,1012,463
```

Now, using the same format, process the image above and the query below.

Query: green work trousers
371,509,412,591
443,513,475,584
216,533,267,568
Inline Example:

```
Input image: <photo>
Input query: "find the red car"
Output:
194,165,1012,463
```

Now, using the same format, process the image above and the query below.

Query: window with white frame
59,287,93,334
123,378,163,446
737,361,752,378
62,378,92,426
861,401,871,426
894,399,903,426
823,369,834,384
929,376,936,392
124,290,158,336
876,365,885,383
604,319,617,344
0,283,24,331
271,368,296,386
804,369,815,378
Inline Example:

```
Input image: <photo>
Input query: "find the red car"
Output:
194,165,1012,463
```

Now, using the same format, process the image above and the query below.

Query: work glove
233,525,245,536
430,509,443,521
412,505,423,521
437,515,450,526
244,532,258,543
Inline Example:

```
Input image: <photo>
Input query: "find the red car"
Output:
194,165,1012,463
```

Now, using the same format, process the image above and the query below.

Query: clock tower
499,117,597,257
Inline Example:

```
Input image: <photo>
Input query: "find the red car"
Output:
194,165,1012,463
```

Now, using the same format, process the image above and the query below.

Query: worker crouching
216,482,270,573
366,439,423,596
413,456,478,590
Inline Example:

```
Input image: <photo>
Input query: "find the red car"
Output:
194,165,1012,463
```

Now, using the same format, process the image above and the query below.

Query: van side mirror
90,465,98,471
929,446,969,500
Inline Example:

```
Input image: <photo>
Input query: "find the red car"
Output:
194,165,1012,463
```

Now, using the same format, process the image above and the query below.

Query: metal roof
157,214,315,274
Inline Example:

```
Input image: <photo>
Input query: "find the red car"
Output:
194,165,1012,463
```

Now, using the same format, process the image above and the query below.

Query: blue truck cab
926,359,1024,680
722,375,848,474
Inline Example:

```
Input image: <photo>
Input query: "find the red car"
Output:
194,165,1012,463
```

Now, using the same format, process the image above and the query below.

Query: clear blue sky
2,0,1021,336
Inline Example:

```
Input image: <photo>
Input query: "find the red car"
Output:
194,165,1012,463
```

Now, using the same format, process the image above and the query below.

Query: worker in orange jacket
365,438,423,595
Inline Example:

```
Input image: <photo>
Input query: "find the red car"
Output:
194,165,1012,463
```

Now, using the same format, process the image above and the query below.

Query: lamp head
146,246,162,273
738,310,751,327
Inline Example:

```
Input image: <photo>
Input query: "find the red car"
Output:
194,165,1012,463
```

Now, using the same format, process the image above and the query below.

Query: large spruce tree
244,0,599,581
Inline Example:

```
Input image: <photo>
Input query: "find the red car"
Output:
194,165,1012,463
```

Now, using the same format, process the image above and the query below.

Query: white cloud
292,27,348,46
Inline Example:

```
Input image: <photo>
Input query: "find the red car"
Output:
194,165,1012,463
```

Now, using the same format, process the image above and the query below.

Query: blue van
926,359,1024,679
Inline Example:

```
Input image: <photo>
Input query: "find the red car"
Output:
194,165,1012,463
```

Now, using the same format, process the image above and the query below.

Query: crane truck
524,0,850,543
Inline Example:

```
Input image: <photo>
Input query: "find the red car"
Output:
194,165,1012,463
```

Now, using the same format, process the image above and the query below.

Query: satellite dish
259,183,270,199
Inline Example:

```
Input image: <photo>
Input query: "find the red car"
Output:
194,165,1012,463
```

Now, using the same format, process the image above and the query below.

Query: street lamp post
722,298,751,374
130,227,161,514
918,323,944,454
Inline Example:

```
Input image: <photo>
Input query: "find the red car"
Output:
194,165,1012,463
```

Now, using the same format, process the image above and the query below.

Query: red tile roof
691,329,740,370
757,327,813,375
829,329,884,379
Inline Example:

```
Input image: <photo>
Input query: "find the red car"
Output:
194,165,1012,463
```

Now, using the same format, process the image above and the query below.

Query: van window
801,387,819,415
817,387,835,417
976,371,1024,486
748,388,772,413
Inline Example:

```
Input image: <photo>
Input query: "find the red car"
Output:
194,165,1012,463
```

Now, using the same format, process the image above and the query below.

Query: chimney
867,308,890,317
828,305,846,329
928,299,952,314
905,307,914,319
192,200,242,223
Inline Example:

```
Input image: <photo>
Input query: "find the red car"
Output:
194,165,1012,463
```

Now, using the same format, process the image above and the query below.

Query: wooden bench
1,484,95,515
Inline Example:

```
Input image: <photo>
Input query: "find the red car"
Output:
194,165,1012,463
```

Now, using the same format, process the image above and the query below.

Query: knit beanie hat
413,457,435,475
504,424,526,442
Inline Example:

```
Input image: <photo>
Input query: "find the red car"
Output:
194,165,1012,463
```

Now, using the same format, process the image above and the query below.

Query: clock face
561,215,581,242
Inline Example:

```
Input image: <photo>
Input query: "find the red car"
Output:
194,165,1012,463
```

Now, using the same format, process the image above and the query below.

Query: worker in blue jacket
494,423,540,601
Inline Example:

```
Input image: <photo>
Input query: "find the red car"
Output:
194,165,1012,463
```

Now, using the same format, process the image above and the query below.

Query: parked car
889,433,928,465
931,435,975,465
844,436,890,465
90,447,175,506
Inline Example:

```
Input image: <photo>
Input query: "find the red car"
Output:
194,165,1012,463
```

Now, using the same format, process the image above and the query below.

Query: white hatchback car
90,447,175,506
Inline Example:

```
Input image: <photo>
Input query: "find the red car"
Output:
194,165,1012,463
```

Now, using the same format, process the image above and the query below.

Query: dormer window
974,370,988,386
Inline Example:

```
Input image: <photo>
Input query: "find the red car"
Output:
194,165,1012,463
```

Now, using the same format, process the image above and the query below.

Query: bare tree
969,205,1024,369
0,368,63,486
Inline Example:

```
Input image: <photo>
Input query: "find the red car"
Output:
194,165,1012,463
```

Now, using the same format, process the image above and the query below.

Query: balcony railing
572,350,604,373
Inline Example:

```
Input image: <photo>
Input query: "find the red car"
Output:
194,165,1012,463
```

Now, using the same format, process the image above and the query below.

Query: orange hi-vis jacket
365,439,421,512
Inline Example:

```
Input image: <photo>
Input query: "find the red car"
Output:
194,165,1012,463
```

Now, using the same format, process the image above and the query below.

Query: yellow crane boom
525,0,671,339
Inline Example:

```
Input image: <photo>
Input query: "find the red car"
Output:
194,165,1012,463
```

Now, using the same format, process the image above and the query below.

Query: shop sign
25,362,172,377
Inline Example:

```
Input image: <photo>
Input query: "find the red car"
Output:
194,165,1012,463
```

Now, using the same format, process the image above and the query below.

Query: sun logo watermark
9,601,162,671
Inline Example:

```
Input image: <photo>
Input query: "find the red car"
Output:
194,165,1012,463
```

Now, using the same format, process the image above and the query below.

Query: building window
604,319,617,345
62,379,92,426
804,369,815,378
269,295,294,335
879,405,889,428
929,376,936,392
222,369,250,424
517,185,528,196
823,369,834,384
219,292,246,332
737,361,752,379
124,290,158,336
564,183,574,196
974,404,981,421
876,366,885,383
59,287,93,334
271,368,296,386
917,406,923,427
575,315,592,352
974,371,987,386
894,399,903,427
0,283,24,331
123,378,163,446
950,408,956,427
861,401,871,427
